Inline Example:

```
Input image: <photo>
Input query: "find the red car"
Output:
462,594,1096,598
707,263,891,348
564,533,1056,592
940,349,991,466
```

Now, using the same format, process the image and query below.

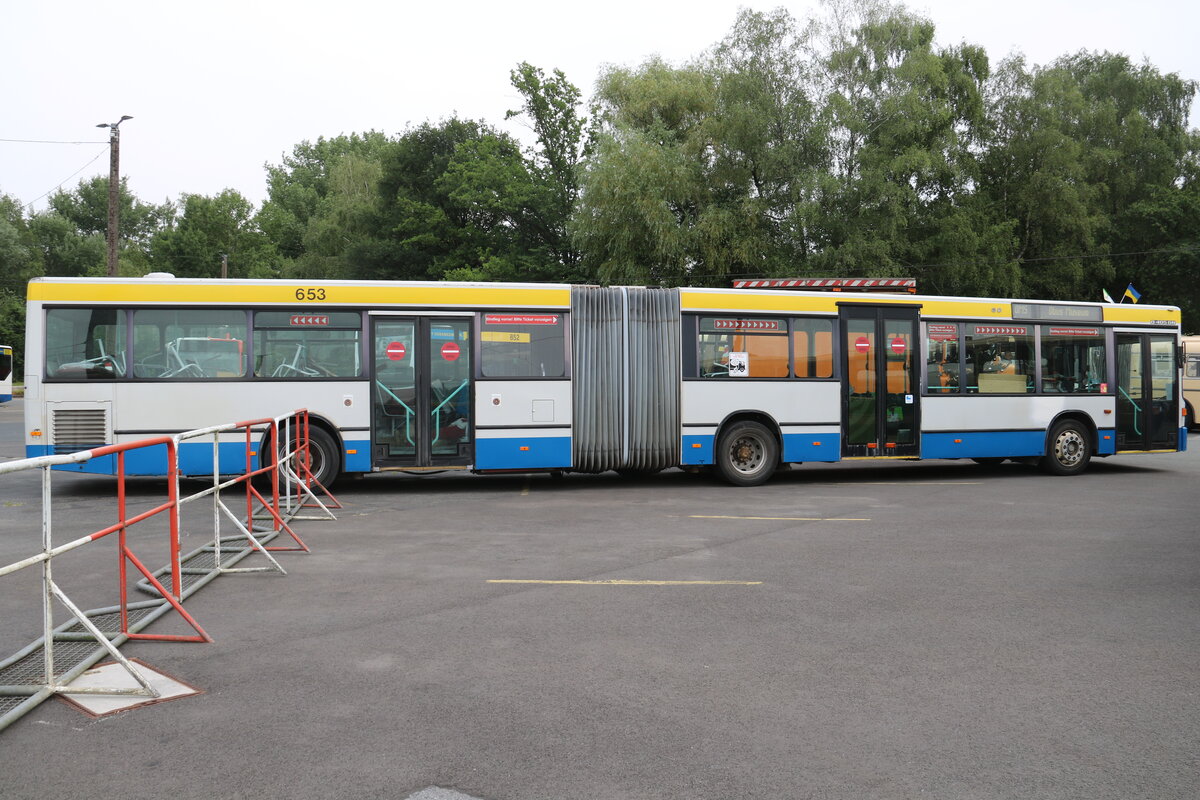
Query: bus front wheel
716,421,778,487
270,424,341,488
1040,420,1091,476
298,426,341,487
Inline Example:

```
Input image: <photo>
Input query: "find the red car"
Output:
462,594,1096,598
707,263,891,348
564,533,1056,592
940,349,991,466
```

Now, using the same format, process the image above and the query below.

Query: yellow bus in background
0,344,12,403
1184,335,1200,431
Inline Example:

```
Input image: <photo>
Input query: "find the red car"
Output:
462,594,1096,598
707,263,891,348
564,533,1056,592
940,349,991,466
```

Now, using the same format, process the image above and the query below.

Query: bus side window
133,309,247,379
45,308,126,379
792,319,834,379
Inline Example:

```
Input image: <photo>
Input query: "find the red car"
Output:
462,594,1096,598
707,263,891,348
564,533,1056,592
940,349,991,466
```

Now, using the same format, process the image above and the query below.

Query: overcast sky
2,0,1195,215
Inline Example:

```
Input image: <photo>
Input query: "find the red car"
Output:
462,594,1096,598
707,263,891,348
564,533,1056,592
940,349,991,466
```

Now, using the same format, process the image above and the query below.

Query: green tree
574,58,727,285
150,190,278,278
705,8,827,274
287,151,384,279
357,118,568,282
26,212,106,277
978,52,1197,301
23,177,170,277
355,119,493,281
803,0,1013,291
46,175,171,246
0,193,41,290
257,132,391,277
0,193,39,377
506,62,593,278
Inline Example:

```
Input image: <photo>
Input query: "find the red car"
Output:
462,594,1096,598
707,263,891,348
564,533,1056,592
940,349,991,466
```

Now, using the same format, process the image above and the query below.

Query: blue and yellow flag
1123,284,1141,304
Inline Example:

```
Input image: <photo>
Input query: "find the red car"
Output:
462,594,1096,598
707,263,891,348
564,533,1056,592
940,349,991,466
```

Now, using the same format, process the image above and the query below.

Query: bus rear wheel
716,421,778,487
1040,420,1091,476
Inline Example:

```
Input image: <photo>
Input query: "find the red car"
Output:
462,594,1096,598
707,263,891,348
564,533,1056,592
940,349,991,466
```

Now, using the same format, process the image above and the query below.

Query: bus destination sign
1010,303,1103,323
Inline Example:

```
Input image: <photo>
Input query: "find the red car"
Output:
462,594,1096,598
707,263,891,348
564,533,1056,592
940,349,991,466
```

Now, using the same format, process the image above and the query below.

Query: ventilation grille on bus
572,286,681,472
51,408,109,454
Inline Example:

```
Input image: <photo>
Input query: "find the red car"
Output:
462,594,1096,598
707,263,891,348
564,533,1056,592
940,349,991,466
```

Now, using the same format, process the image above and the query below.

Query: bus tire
715,421,778,487
269,424,341,488
302,426,341,487
1040,420,1091,476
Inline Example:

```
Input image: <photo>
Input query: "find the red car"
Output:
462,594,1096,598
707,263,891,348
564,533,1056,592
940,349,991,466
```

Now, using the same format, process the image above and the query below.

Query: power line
0,138,108,145
22,147,110,210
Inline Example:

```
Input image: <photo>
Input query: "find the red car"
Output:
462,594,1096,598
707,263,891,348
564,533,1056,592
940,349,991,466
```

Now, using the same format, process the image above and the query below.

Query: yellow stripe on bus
679,290,1011,319
1103,306,1182,324
27,281,571,308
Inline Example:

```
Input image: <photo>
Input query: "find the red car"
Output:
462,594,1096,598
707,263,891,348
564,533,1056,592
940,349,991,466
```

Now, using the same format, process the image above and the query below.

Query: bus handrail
1118,385,1142,435
375,379,416,447
430,380,468,447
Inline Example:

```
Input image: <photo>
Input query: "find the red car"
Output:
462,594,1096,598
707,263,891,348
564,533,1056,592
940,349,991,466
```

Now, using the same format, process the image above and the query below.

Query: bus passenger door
840,306,920,459
371,317,472,468
1115,333,1179,452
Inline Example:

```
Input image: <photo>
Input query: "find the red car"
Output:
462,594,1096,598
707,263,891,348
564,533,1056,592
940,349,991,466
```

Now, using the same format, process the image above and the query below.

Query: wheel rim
304,443,325,482
279,439,325,483
728,434,766,476
1054,430,1085,468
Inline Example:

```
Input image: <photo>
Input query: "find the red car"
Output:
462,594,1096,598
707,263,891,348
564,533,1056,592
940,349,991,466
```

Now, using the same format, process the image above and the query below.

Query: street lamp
96,115,133,276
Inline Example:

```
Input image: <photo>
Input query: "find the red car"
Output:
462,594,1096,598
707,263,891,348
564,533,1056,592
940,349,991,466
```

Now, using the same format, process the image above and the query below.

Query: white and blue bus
22,275,1187,486
0,344,12,403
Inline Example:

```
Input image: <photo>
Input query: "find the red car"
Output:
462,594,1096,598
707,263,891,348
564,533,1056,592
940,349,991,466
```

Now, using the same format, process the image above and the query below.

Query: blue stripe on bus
923,428,1121,459
0,394,12,403
782,433,841,462
474,436,571,470
682,433,842,465
922,430,1048,459
681,435,712,465
922,430,1043,459
30,438,375,477
1181,427,1189,452
344,442,371,472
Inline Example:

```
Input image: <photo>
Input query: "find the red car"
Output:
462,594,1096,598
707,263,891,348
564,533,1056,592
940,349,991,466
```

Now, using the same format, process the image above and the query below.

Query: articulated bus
0,344,12,403
22,275,1187,486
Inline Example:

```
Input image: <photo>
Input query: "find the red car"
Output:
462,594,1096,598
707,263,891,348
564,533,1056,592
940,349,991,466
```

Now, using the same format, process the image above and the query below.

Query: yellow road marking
690,515,870,521
487,579,762,586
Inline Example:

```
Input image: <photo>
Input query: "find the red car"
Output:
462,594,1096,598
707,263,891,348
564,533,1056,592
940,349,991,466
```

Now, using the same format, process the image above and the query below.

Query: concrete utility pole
96,115,133,276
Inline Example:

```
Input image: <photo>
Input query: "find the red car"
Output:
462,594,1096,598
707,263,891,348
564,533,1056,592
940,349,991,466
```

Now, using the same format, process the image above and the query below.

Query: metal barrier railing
0,409,338,733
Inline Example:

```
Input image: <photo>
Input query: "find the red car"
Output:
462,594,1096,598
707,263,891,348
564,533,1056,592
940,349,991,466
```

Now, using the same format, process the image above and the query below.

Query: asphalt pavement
1,397,1198,800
